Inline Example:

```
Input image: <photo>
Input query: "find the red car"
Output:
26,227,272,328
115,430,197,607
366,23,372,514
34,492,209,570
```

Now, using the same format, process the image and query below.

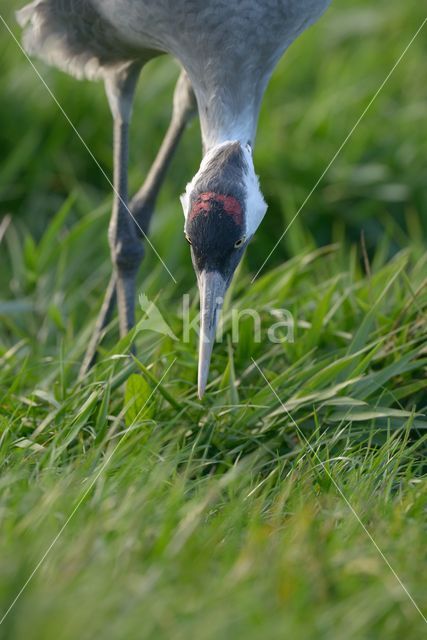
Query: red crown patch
189,192,243,226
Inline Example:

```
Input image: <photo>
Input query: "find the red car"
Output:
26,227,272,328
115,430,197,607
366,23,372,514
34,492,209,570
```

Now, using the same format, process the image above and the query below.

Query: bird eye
185,234,192,245
234,236,246,248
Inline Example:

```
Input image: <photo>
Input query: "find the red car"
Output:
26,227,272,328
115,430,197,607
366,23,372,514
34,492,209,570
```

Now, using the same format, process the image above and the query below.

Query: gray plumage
18,0,330,148
18,0,331,397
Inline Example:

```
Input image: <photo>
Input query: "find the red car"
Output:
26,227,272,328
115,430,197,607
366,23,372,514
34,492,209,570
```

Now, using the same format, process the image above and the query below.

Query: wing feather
17,0,138,80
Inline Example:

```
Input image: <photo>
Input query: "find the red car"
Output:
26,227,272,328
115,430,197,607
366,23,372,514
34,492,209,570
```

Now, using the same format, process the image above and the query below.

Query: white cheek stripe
180,142,268,237
241,145,268,237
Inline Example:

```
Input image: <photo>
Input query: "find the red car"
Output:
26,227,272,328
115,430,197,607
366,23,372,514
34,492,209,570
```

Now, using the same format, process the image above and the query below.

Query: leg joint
110,237,145,274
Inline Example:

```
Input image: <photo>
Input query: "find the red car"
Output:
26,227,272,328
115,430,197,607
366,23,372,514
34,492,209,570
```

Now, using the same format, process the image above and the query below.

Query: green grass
1,0,427,638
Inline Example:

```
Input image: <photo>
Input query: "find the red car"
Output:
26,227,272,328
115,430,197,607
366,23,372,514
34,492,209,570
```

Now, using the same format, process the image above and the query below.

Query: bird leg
79,271,117,377
79,69,196,377
107,64,144,340
79,62,143,379
130,69,197,236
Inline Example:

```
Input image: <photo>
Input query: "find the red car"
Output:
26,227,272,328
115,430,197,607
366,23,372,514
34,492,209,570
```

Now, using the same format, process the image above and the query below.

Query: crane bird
18,0,330,398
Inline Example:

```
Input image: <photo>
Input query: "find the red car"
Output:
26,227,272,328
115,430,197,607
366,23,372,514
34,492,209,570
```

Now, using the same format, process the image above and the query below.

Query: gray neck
191,77,267,153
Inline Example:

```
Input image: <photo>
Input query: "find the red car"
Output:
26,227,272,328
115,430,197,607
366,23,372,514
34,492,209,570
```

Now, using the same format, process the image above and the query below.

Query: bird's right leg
80,62,143,380
79,70,196,377
110,66,145,340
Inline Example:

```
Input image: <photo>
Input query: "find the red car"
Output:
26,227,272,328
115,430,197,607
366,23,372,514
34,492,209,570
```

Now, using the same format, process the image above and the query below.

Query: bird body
18,0,331,396
19,0,329,148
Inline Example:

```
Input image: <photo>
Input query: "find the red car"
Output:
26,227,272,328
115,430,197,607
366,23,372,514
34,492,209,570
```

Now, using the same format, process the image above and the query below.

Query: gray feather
17,0,330,141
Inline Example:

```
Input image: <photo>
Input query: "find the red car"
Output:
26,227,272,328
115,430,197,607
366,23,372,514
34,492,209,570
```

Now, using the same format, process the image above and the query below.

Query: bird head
181,141,267,398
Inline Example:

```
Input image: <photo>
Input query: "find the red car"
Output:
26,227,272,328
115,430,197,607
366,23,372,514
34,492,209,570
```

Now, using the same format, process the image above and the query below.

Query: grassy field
1,0,427,638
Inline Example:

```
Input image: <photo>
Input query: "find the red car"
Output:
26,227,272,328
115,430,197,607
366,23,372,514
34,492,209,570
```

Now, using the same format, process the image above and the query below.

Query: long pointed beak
198,270,227,399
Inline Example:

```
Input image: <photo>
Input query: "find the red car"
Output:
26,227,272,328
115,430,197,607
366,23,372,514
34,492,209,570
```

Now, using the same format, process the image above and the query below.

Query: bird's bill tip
197,379,206,400
197,270,227,399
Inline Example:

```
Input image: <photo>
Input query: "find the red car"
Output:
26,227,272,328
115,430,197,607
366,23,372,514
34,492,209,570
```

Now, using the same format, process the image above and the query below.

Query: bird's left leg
105,62,144,341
